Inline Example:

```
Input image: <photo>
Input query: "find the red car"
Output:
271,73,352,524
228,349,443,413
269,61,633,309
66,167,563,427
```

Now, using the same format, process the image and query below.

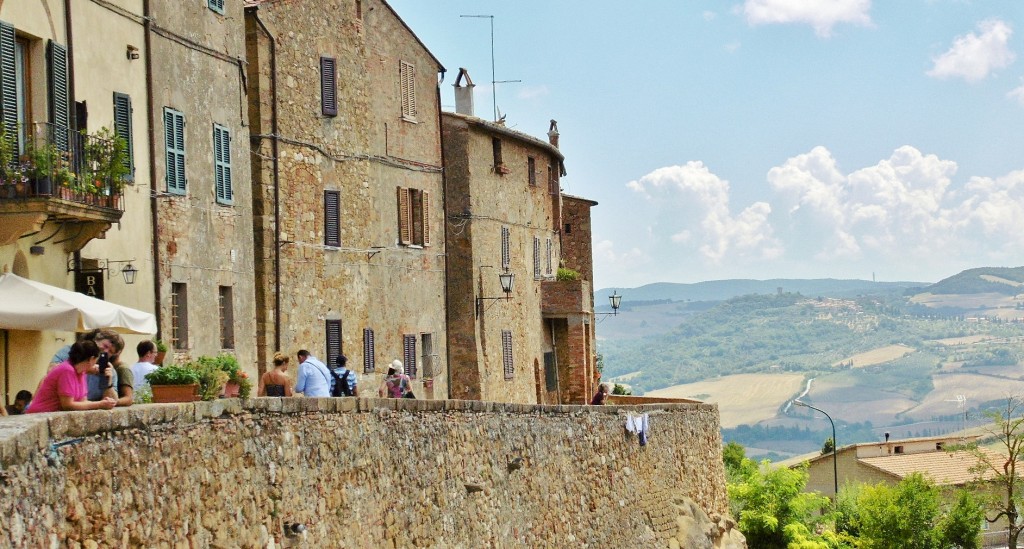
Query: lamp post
794,398,838,498
476,270,515,317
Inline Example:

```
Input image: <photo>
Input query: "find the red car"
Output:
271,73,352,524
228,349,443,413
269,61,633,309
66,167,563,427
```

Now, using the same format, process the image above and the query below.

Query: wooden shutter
326,319,342,367
0,22,17,162
324,190,340,247
397,186,411,245
363,328,375,373
421,190,430,246
544,351,557,391
546,238,553,275
502,330,514,379
528,157,536,186
208,0,225,14
403,334,417,378
164,108,186,193
533,237,541,279
47,40,70,152
214,124,232,204
400,61,416,120
321,56,337,117
113,93,134,182
501,226,510,270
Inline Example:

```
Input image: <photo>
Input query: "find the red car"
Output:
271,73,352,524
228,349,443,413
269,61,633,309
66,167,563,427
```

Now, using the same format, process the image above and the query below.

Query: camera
97,352,110,375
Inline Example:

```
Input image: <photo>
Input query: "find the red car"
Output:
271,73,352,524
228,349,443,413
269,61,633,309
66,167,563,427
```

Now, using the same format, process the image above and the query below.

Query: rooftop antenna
944,394,967,442
460,14,521,122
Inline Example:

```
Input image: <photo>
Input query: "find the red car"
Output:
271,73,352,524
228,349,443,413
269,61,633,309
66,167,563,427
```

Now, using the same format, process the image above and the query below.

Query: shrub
556,267,580,281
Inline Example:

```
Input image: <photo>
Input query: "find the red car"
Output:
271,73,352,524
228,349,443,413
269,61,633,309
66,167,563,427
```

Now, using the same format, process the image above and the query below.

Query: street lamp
476,269,515,317
608,291,622,315
794,398,838,498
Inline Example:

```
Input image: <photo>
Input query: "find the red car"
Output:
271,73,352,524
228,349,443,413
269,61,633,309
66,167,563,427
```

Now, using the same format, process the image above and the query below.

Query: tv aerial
459,14,522,122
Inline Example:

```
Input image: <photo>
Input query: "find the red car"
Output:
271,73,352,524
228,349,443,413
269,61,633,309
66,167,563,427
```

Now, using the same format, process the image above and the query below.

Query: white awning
0,273,156,334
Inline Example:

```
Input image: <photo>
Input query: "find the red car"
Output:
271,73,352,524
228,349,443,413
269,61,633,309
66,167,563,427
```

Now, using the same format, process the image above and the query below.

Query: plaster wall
0,398,729,547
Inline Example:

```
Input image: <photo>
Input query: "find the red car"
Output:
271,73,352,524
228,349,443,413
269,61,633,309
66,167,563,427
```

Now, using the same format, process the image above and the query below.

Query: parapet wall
0,398,729,547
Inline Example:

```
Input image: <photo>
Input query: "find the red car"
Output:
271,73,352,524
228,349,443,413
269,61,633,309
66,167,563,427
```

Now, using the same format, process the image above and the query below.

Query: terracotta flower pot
151,383,199,403
154,351,166,365
222,381,240,398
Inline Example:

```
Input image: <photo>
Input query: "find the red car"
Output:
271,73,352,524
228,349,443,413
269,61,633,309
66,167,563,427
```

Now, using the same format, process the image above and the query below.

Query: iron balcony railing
0,122,126,211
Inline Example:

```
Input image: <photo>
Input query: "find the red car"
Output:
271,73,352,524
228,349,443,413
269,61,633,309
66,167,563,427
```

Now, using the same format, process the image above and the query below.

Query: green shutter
113,93,134,182
213,124,232,204
208,0,225,15
47,40,69,152
0,21,17,163
164,108,185,193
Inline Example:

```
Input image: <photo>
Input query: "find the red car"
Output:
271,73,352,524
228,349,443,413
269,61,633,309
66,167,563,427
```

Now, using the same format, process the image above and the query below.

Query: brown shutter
321,56,337,117
421,190,430,246
397,186,411,244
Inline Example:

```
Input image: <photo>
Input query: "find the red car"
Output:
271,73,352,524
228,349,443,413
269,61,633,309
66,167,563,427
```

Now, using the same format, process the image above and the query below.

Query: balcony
0,123,126,250
541,278,591,316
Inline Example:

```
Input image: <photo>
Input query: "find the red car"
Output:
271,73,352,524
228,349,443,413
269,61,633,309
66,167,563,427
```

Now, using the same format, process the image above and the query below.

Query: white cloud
516,85,549,100
1008,80,1024,105
703,10,717,21
743,0,872,37
627,162,782,263
928,19,1015,82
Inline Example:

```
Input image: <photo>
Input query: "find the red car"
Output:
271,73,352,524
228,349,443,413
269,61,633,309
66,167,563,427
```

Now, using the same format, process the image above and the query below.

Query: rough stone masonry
0,398,743,547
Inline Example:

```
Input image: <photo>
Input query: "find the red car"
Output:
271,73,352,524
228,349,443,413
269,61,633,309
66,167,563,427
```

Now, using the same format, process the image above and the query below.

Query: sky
387,0,1024,289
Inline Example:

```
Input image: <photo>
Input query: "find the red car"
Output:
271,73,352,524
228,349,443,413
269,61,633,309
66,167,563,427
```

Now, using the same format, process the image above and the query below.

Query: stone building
147,0,257,371
442,71,597,403
0,0,155,400
245,0,447,396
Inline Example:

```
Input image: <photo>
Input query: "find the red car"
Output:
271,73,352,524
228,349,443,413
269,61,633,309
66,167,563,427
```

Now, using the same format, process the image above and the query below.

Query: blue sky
388,0,1024,289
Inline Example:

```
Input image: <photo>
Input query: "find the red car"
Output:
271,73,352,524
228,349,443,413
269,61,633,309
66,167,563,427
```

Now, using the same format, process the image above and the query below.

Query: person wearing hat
379,360,412,398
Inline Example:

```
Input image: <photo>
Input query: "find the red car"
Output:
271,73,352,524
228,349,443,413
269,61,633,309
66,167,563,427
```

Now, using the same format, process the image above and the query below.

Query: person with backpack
330,355,357,397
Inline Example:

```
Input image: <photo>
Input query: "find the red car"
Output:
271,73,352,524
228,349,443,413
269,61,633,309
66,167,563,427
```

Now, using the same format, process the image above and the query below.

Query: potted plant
84,127,129,195
146,364,201,403
196,354,252,399
25,141,59,195
153,339,168,365
0,125,16,197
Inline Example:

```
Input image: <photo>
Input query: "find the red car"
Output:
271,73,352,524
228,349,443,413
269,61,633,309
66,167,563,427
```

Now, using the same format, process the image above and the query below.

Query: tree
612,383,632,395
966,395,1024,549
938,490,984,549
855,473,941,549
727,459,832,549
821,436,835,455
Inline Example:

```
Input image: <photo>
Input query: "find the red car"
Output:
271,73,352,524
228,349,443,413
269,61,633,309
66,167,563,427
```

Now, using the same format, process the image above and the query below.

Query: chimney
884,432,890,442
547,119,559,148
454,68,475,116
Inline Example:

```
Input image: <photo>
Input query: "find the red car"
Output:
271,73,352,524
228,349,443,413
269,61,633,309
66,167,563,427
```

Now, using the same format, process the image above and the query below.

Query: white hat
390,359,403,371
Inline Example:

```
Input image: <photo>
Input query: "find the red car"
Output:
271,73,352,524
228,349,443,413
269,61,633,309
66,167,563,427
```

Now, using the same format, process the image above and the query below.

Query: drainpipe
250,9,281,351
436,69,450,399
143,0,162,337
63,0,76,128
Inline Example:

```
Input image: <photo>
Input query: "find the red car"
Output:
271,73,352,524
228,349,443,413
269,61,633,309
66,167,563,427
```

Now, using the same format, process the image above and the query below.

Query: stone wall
0,398,732,547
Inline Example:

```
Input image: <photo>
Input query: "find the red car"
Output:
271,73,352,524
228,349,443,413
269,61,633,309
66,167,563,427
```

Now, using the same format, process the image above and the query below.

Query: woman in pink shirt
27,340,117,413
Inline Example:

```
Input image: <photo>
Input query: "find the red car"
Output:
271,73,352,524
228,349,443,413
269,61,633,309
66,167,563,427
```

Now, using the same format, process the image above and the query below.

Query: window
47,40,70,152
113,93,134,182
320,56,337,117
325,190,340,247
544,351,557,391
502,330,514,379
421,333,433,379
935,442,944,450
363,328,375,373
492,137,503,168
564,223,572,234
326,319,342,367
397,187,429,246
400,60,417,121
171,283,188,350
894,445,904,455
546,238,553,275
402,334,417,378
208,0,225,15
218,286,234,349
213,123,232,204
528,157,536,186
500,226,510,270
548,164,558,194
0,22,25,157
533,237,541,279
164,107,186,194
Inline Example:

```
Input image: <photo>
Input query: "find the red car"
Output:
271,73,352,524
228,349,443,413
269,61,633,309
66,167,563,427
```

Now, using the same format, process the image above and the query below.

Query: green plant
194,354,251,399
556,267,580,281
25,141,59,180
0,125,15,182
145,364,201,386
154,339,168,353
84,127,129,193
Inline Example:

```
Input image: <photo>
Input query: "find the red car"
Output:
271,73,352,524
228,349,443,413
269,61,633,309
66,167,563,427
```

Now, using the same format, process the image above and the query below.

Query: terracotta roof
858,447,1003,486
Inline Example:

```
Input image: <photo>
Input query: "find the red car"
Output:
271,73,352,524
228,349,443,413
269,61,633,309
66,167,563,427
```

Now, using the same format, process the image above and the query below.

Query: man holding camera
47,329,126,403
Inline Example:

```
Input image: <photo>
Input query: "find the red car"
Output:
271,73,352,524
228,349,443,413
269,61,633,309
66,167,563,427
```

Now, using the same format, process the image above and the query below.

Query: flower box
151,383,199,403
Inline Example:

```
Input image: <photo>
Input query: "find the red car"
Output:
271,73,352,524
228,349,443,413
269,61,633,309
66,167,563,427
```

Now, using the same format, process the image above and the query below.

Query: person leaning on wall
27,340,117,413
